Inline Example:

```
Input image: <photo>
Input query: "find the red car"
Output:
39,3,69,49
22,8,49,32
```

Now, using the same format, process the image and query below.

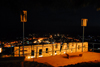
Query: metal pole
33,45,34,61
93,43,94,52
36,46,38,58
82,26,84,52
11,44,12,54
32,35,34,61
23,22,24,56
19,45,20,57
52,44,53,56
31,35,32,56
83,26,84,42
76,43,77,52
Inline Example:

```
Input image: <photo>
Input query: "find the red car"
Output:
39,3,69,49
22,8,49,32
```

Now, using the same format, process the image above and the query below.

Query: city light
55,53,57,55
31,56,35,58
34,41,37,43
39,55,43,57
28,56,31,59
26,56,31,59
64,52,66,54
0,48,2,53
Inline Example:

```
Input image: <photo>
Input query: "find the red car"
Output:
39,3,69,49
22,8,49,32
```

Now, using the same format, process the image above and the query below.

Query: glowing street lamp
81,18,88,52
20,10,27,56
0,47,2,53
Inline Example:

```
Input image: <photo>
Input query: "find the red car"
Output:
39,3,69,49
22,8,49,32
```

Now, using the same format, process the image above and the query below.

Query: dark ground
0,60,100,67
0,61,53,67
60,60,100,67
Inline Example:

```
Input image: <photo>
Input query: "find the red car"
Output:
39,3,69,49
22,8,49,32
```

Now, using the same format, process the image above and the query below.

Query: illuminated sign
14,42,88,58
20,10,27,22
81,19,88,26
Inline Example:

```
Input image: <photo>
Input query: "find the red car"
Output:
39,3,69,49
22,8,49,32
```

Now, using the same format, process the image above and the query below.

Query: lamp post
81,18,88,52
20,10,27,56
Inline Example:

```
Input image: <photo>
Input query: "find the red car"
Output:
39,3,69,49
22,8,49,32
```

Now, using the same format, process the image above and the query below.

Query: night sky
1,0,100,40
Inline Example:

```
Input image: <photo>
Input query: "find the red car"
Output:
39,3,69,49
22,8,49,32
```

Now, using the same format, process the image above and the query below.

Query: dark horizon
1,0,100,41
1,26,100,41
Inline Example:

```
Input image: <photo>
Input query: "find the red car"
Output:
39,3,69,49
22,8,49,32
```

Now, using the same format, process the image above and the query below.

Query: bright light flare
26,56,31,59
0,48,2,53
64,52,66,54
28,56,31,59
39,55,43,57
31,56,35,58
55,53,57,55
34,41,37,43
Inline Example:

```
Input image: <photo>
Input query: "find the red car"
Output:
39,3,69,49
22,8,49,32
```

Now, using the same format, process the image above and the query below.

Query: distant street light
20,10,27,56
81,18,88,52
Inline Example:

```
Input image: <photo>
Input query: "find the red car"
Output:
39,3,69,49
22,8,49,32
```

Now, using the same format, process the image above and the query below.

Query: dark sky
1,0,100,40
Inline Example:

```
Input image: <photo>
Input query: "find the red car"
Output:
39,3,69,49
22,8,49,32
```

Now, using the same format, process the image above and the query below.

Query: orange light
64,52,66,54
81,19,88,26
39,55,43,57
26,56,31,59
31,56,35,58
20,10,27,22
34,41,37,43
28,56,31,59
0,48,2,53
55,53,57,55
